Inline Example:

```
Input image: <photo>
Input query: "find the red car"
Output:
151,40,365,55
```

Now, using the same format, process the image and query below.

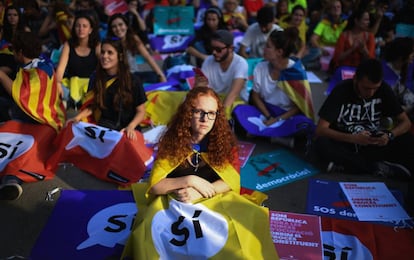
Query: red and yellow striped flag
278,60,315,120
12,60,66,132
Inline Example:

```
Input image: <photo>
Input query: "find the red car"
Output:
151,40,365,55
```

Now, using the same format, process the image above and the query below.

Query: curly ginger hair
157,87,238,168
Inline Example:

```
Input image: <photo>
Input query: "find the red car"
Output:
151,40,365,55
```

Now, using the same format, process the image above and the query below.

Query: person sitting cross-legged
314,58,414,180
233,28,315,148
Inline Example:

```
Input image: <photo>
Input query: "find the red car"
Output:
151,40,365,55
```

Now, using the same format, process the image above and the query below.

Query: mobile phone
370,131,383,137
193,67,206,78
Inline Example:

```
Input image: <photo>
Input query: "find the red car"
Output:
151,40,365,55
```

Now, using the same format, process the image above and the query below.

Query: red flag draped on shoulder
12,59,66,132
278,59,315,120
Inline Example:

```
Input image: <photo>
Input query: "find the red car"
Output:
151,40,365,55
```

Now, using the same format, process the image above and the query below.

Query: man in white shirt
238,6,283,58
199,30,248,117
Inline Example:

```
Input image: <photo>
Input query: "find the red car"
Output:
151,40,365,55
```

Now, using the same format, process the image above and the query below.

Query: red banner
0,121,57,182
47,122,153,186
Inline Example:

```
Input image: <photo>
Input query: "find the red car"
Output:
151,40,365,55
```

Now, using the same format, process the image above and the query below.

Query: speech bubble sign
152,199,228,258
162,35,191,50
66,122,122,159
321,231,373,260
77,202,137,250
0,132,34,171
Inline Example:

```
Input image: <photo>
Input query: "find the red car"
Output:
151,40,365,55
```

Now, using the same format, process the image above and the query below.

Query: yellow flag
122,184,279,259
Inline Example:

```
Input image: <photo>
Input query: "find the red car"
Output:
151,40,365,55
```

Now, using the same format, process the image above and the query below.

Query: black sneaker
374,161,412,180
0,182,23,200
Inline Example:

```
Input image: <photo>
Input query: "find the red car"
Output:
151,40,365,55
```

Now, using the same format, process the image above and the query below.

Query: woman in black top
68,37,147,140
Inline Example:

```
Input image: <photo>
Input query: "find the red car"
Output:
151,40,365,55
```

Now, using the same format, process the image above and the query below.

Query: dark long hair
107,13,141,55
157,87,238,168
268,27,300,58
94,38,133,111
201,6,226,31
2,5,27,42
70,13,99,49
343,8,368,31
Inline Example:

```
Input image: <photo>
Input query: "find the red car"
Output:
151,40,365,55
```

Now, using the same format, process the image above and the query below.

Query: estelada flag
122,183,279,259
55,11,72,44
61,76,90,103
321,217,414,260
277,58,315,120
0,120,57,182
144,90,187,126
47,121,153,186
12,58,66,132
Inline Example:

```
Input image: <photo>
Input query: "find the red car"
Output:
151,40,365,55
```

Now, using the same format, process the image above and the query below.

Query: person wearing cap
238,5,282,58
197,29,248,118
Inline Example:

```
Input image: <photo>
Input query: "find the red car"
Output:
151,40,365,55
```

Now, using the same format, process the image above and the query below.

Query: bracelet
266,115,272,120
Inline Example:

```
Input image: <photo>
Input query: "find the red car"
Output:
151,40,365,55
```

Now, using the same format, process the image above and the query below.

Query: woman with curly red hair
150,86,240,202
122,87,278,259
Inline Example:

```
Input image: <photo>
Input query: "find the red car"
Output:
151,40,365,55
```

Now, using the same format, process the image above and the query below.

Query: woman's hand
121,126,137,140
173,187,203,203
65,118,78,127
186,175,216,199
264,116,278,126
158,74,167,82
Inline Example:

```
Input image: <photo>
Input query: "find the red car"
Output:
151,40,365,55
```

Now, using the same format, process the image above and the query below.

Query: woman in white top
107,13,167,83
233,27,315,145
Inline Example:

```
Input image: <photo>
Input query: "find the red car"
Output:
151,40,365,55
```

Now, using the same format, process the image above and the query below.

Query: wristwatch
386,131,395,141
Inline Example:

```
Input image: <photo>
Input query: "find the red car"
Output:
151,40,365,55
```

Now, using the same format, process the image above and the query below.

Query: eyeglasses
211,46,228,53
192,109,218,120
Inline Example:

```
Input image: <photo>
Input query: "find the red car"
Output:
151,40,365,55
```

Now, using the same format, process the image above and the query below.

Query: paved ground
1,70,413,259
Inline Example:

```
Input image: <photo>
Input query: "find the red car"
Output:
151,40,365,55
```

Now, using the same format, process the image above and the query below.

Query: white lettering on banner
152,199,228,259
273,239,319,247
270,216,308,225
255,169,312,190
0,133,34,171
313,206,336,215
162,35,190,50
158,29,191,34
313,206,359,218
77,202,137,250
322,231,373,260
66,122,122,159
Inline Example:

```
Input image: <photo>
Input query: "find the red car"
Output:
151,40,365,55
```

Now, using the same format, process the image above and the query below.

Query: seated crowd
0,0,413,258
0,0,413,197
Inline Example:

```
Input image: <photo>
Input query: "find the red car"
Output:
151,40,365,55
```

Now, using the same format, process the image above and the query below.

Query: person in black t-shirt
314,58,414,180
